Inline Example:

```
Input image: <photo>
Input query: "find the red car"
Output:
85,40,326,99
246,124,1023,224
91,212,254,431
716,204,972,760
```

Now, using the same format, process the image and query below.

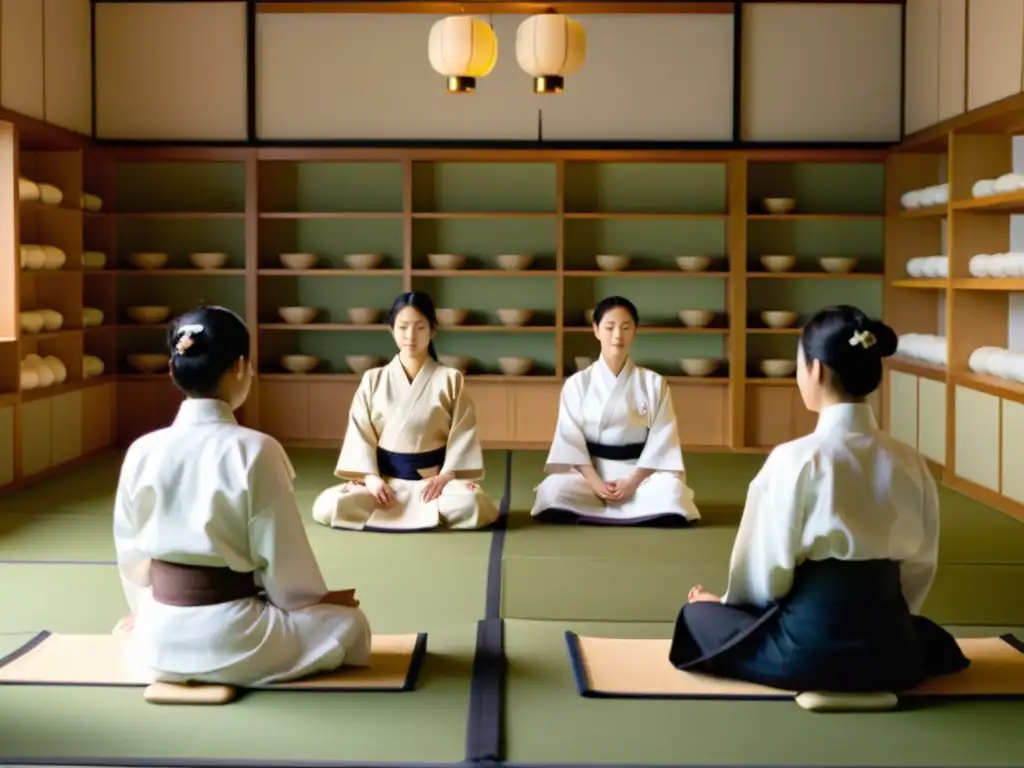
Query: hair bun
865,320,898,358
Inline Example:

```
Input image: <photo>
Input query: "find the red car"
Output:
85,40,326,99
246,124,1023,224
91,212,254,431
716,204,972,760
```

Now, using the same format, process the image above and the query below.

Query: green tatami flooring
1,447,1023,767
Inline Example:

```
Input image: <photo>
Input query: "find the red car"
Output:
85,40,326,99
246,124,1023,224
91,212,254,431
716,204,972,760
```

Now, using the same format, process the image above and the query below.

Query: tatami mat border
1,759,1003,768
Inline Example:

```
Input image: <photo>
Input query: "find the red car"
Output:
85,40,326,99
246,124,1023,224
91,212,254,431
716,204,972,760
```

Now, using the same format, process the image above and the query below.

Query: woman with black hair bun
111,305,373,687
312,291,499,532
669,305,970,694
529,295,701,527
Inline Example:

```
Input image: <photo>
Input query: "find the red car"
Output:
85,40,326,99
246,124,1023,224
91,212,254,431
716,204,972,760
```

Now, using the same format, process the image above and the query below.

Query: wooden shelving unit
886,115,1024,524
24,146,883,460
0,117,118,493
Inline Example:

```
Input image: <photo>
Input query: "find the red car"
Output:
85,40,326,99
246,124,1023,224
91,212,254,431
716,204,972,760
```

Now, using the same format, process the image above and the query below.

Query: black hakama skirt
668,558,970,693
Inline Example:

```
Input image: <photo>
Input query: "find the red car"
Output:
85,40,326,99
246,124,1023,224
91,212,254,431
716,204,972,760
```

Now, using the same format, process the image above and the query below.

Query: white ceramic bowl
675,255,711,272
127,306,170,325
760,255,796,273
427,253,465,270
129,252,168,270
678,309,715,328
498,357,533,376
281,355,319,374
760,310,798,329
496,309,533,327
595,254,630,272
344,253,382,270
346,355,382,374
763,197,796,214
278,306,318,325
347,307,381,324
495,254,533,271
127,354,170,374
819,257,857,274
680,358,719,377
436,308,468,326
189,252,228,270
760,358,797,378
439,355,472,372
280,252,317,270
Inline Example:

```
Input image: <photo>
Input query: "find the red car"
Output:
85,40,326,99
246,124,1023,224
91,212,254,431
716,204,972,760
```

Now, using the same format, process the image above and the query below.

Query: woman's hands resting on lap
363,475,396,506
688,584,721,603
421,472,454,502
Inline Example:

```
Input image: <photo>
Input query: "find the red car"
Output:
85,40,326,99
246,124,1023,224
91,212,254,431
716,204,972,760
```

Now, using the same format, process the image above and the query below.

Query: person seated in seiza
672,305,970,693
112,305,372,687
312,291,500,532
530,295,701,526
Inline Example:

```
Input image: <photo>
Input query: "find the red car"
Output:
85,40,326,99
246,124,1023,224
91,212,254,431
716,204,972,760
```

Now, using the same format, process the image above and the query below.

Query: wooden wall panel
20,398,51,476
256,13,734,142
937,0,967,123
741,2,902,142
50,390,83,466
0,405,12,487
95,1,247,140
917,377,946,464
0,0,44,119
887,370,918,448
967,0,1024,111
43,0,92,135
1002,399,1024,505
904,0,940,134
82,382,115,454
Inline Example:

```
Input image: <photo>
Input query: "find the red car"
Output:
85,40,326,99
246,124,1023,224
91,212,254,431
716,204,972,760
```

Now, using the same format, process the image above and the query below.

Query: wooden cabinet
671,382,729,448
20,397,52,476
49,390,83,467
1002,400,1024,505
117,378,183,446
15,385,115,481
887,370,919,448
0,404,13,487
954,385,1001,492
0,0,44,119
744,385,817,448
917,377,947,464
904,0,970,134
937,0,967,122
967,0,1024,111
82,381,116,454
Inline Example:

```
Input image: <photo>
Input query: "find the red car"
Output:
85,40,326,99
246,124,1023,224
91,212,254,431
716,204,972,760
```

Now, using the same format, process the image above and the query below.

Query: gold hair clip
849,329,876,350
173,323,204,355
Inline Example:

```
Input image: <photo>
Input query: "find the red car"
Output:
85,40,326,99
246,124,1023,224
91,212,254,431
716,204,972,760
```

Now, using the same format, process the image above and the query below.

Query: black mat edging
464,451,513,764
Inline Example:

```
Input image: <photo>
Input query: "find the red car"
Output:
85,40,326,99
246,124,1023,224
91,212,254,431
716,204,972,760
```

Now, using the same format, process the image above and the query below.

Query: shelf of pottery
15,164,109,402
95,160,248,379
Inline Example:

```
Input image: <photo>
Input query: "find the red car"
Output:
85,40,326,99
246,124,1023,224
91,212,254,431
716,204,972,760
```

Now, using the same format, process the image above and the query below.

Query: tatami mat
503,619,1024,767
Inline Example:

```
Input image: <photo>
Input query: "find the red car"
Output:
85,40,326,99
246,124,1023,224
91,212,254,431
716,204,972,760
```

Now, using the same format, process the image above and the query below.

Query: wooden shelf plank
951,370,1024,405
951,278,1024,291
891,278,947,289
885,357,947,382
892,205,947,219
952,191,1024,213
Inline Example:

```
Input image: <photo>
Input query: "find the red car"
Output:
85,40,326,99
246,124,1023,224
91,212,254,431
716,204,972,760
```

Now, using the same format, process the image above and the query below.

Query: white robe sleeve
112,447,150,615
335,372,380,480
441,372,485,480
899,461,939,614
721,451,808,608
636,378,685,472
543,378,592,474
247,441,330,611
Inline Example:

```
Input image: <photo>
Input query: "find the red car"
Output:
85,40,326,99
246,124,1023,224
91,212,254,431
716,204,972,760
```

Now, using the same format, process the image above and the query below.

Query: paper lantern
515,13,586,94
428,16,498,93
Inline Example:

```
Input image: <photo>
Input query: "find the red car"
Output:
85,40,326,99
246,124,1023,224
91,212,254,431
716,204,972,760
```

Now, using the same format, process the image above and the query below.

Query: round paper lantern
515,13,586,94
428,16,498,93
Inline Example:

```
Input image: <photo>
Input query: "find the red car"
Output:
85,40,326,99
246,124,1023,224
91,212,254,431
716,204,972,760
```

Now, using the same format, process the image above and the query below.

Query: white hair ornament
849,329,876,350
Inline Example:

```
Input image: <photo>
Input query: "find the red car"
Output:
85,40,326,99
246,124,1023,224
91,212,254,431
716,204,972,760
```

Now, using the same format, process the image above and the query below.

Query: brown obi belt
150,559,261,607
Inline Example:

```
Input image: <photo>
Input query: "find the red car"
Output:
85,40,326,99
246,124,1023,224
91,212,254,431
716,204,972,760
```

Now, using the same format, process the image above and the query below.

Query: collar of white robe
814,401,878,436
174,398,237,425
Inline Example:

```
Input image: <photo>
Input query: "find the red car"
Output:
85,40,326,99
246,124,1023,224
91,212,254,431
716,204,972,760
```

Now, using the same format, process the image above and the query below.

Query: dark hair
167,305,250,397
593,295,639,326
799,305,897,399
387,291,438,361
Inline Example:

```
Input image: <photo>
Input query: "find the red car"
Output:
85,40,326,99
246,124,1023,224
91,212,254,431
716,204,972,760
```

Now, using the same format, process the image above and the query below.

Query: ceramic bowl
189,252,228,270
680,358,719,377
38,309,63,331
675,255,711,272
760,310,798,329
83,355,105,379
127,306,170,325
347,307,381,324
495,253,533,271
498,357,533,376
763,197,796,214
280,252,317,270
278,307,318,325
678,309,715,328
427,253,465,270
346,355,382,374
574,356,593,371
344,253,382,270
760,255,796,273
819,257,857,274
281,355,319,374
129,252,168,270
127,354,170,374
439,355,472,372
760,358,797,378
595,254,630,271
496,309,533,327
436,308,468,326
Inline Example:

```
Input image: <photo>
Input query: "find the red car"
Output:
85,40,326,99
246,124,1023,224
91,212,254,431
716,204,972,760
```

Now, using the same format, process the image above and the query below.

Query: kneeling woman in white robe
671,306,969,693
312,291,500,532
113,306,372,687
531,296,701,526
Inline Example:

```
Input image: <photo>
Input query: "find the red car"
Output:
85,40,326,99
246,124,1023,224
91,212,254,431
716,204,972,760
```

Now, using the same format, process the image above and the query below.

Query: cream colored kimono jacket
530,357,701,524
312,356,499,531
114,398,371,686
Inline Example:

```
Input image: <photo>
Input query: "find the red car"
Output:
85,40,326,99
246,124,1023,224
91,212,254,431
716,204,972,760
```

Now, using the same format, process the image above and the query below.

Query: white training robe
530,357,701,523
312,356,500,531
113,398,372,687
721,401,939,613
